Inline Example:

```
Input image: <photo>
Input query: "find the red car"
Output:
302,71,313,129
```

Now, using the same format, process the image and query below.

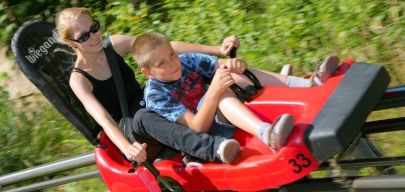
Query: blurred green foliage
2,0,405,80
0,86,94,188
1,0,405,191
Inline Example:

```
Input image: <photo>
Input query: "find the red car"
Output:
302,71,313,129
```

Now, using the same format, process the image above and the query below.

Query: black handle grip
142,162,160,176
244,70,262,90
230,47,237,58
227,47,263,101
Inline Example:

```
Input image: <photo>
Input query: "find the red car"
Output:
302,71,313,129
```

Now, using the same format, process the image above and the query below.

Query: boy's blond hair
132,32,170,68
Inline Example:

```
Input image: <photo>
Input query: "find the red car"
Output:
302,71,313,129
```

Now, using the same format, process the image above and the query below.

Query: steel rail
1,170,99,192
0,153,95,187
375,85,405,110
277,176,405,192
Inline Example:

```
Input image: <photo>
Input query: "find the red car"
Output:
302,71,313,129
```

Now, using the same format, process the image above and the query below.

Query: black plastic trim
304,63,390,163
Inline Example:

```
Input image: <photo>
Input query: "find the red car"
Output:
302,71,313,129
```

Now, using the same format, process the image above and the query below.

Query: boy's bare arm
176,66,234,132
176,93,219,133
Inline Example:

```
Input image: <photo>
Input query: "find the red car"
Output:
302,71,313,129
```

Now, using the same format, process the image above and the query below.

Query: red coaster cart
11,21,405,191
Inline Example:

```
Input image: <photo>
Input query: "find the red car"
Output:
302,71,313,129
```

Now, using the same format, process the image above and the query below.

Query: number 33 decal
288,153,311,174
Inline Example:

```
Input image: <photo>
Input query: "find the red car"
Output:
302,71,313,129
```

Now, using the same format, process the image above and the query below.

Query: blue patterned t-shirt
144,53,218,122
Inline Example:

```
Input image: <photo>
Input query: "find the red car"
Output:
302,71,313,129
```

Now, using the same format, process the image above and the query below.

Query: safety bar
0,153,95,187
279,176,405,191
375,85,405,110
363,117,405,134
319,156,405,169
1,170,99,192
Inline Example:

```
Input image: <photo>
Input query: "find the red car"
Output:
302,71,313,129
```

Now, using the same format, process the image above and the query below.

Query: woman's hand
125,142,148,162
219,35,240,57
222,58,246,74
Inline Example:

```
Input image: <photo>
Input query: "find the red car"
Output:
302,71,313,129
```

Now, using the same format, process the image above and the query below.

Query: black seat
11,21,100,145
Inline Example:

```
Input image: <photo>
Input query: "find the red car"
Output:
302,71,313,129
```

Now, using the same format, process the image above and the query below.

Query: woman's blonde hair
55,7,92,44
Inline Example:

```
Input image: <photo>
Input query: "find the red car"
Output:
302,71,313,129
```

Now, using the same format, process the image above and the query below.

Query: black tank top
72,49,144,121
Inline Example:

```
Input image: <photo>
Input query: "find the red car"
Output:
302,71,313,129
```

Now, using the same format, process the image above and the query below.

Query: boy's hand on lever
125,142,147,162
220,35,240,57
224,58,246,74
209,65,234,96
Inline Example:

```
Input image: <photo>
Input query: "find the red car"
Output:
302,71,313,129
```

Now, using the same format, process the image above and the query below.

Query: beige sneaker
216,139,240,164
280,64,293,76
261,114,295,151
311,56,340,86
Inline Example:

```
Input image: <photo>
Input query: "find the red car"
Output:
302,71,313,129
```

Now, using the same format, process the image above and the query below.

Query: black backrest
11,21,100,145
305,63,390,163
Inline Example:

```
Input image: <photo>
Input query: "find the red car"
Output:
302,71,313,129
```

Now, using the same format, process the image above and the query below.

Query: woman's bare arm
110,34,239,57
69,73,146,162
110,35,136,57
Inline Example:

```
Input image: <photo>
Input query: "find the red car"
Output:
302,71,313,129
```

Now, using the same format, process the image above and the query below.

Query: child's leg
234,56,340,88
232,68,311,87
232,69,289,87
282,56,341,87
286,56,340,87
218,89,263,135
133,109,239,163
218,89,294,151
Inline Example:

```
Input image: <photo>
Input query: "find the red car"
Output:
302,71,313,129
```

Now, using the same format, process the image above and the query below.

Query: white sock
286,76,312,87
256,123,272,140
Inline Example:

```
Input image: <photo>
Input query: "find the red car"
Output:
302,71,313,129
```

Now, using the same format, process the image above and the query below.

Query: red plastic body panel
95,61,354,191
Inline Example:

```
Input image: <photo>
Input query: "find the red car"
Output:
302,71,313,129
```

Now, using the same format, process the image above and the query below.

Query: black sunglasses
70,20,100,43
